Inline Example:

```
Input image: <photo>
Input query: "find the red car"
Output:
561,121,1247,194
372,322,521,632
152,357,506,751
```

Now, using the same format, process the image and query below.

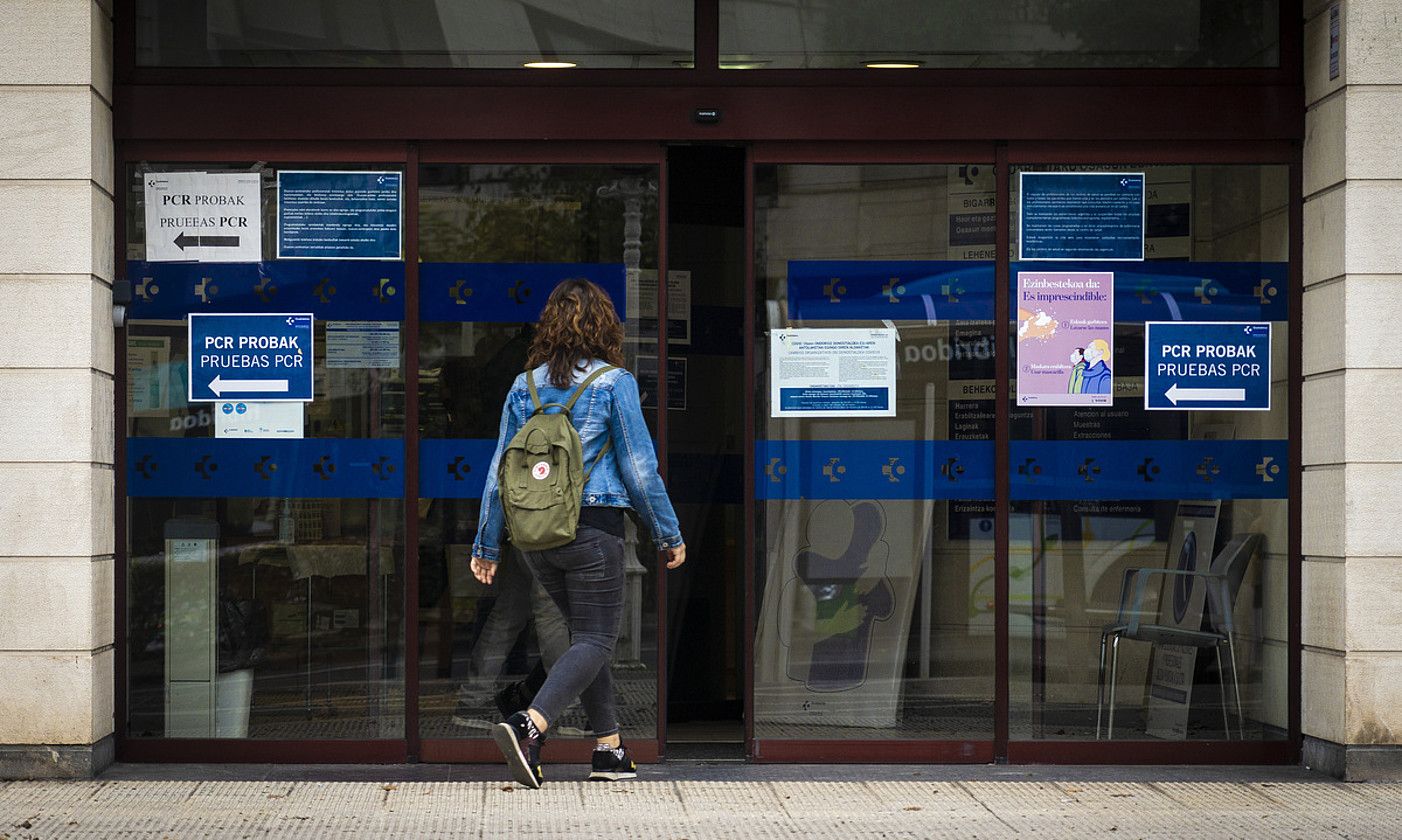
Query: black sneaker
492,712,544,789
588,743,637,781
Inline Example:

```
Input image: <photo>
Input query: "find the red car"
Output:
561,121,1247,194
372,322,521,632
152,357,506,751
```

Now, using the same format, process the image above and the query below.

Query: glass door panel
415,163,663,749
752,163,997,745
1007,163,1291,743
124,162,407,742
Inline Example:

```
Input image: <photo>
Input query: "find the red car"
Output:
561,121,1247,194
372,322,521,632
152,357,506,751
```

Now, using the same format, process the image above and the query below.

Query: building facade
0,0,1398,780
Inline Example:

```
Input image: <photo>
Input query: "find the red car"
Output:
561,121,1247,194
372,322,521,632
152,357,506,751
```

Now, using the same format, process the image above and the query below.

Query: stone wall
0,0,115,778
1302,0,1402,781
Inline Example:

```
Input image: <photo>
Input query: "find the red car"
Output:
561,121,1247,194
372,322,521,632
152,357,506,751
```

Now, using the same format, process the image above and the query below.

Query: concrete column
1302,0,1402,780
0,0,115,778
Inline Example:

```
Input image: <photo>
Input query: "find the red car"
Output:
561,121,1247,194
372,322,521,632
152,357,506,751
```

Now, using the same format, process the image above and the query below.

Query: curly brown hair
526,278,626,388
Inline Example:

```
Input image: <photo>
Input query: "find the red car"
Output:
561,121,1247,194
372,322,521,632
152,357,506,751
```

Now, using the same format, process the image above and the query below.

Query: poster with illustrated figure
1015,271,1114,407
754,499,921,729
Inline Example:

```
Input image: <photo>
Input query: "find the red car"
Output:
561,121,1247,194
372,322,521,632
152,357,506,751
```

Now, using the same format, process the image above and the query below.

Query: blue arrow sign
188,313,314,402
1145,321,1272,411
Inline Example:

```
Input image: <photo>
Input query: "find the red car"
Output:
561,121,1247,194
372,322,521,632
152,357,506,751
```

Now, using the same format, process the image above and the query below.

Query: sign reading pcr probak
1145,321,1271,411
188,314,314,402
145,172,261,263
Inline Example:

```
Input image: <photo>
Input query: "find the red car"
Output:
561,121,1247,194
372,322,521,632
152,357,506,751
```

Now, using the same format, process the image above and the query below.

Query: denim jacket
472,359,683,561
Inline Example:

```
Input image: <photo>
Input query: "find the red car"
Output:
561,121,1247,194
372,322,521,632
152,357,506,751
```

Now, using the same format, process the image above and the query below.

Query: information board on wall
277,171,402,260
128,335,171,416
1019,172,1145,261
144,172,262,263
325,321,400,369
630,269,692,344
770,328,897,418
637,354,687,410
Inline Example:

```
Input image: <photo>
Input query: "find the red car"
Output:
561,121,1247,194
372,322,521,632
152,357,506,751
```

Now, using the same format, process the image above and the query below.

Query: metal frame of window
111,0,1305,765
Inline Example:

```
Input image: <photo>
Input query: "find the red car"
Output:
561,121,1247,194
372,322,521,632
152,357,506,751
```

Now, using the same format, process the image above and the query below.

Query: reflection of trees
419,165,659,263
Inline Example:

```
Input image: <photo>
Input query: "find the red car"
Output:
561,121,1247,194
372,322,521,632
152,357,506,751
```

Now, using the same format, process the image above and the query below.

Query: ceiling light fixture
523,60,576,69
863,60,923,69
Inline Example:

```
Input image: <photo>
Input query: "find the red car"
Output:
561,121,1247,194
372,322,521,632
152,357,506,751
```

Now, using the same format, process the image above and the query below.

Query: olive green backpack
498,365,616,551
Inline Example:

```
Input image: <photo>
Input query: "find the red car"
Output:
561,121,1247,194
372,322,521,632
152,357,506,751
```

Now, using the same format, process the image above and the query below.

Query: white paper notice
770,328,897,418
215,401,305,439
145,172,262,263
325,321,400,368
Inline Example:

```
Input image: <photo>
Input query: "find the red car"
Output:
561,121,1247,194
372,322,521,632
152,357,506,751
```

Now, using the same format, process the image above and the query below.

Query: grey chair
1096,532,1262,740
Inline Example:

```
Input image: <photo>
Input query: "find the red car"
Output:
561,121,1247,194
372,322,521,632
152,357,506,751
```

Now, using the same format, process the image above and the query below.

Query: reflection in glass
754,164,997,740
136,0,694,68
721,1,1279,69
1007,164,1290,741
124,163,407,739
416,164,662,741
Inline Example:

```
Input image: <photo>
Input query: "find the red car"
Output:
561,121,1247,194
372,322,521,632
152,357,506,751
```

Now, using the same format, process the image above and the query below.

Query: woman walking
470,278,686,789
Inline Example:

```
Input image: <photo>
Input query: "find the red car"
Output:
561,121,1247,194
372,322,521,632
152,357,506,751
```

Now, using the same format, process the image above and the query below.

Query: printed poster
1015,271,1114,407
754,500,921,728
325,321,400,369
277,170,402,260
770,328,897,418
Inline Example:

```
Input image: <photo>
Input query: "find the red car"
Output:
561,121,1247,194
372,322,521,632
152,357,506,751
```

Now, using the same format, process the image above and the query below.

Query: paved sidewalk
2,764,1399,838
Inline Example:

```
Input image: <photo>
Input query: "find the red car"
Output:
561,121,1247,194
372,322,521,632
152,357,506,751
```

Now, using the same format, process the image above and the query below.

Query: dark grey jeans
520,525,625,738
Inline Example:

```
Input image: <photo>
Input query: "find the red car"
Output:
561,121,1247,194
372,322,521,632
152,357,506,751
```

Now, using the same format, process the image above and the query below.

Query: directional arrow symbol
208,375,288,397
1166,384,1246,405
175,232,241,251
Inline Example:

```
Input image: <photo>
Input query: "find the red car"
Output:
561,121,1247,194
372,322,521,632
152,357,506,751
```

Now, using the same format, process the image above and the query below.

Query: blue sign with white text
188,313,314,402
278,171,402,260
1145,321,1272,411
1020,172,1145,261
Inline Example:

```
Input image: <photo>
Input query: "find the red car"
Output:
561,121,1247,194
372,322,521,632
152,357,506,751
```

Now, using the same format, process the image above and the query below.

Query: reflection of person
1081,338,1112,394
451,548,570,729
472,278,686,788
1068,348,1087,394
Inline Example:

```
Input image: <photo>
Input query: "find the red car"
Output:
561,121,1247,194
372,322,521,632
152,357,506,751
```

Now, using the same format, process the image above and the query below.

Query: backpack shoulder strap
563,364,618,412
525,368,544,412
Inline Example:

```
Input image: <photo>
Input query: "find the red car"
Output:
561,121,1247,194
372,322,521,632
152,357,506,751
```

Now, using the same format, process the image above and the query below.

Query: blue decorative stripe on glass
755,440,995,501
788,261,994,322
786,260,1288,323
126,261,406,321
421,263,625,323
127,438,403,498
419,438,498,499
1010,439,1288,500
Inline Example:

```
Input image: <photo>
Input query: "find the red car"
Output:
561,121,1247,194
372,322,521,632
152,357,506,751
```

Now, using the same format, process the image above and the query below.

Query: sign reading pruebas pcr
1145,321,1271,411
188,314,314,403
145,172,261,263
